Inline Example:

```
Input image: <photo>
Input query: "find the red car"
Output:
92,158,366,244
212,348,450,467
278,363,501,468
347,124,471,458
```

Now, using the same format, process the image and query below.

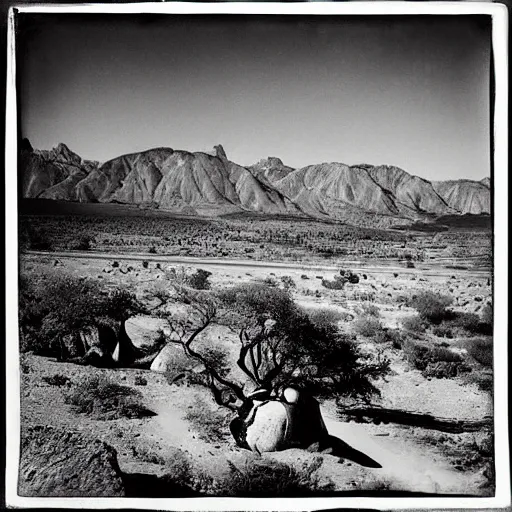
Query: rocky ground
17,253,494,497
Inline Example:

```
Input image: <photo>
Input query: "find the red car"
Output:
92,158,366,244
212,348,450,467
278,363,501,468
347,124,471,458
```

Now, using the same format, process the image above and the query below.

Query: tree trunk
339,406,492,434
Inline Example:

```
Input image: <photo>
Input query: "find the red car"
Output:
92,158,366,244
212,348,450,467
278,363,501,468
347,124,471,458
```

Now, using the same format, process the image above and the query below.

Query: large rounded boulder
244,393,329,454
150,344,200,375
245,401,293,453
19,425,125,497
125,316,167,352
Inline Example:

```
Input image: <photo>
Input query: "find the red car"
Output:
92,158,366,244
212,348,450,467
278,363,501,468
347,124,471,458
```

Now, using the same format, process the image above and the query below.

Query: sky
17,14,491,181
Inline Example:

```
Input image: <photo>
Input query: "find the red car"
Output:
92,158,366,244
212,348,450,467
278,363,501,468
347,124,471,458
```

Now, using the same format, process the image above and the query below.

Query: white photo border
5,2,509,509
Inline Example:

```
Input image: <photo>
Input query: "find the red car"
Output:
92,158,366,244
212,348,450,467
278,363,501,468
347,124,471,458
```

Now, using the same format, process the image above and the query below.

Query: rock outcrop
365,165,456,215
19,425,125,497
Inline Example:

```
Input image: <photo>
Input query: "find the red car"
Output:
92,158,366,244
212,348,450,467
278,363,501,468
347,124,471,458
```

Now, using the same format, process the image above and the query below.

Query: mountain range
19,140,491,227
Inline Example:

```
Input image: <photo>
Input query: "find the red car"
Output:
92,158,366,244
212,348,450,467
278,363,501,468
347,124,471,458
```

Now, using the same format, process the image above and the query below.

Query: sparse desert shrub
445,312,491,336
466,371,493,393
371,330,390,344
402,315,426,334
164,450,216,494
280,275,296,290
456,312,481,333
353,315,383,338
386,328,404,349
322,269,359,290
63,374,155,420
134,375,148,386
410,291,453,323
351,291,376,302
42,374,71,387
262,276,279,287
184,398,231,444
432,325,454,338
430,346,464,363
67,235,93,251
321,277,345,290
403,341,470,378
358,303,380,318
481,302,493,325
219,456,334,497
424,361,470,379
131,444,213,493
186,269,212,290
466,337,493,368
305,307,348,329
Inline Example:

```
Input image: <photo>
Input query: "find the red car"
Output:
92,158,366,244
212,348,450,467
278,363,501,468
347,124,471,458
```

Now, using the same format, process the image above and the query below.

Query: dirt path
321,407,481,494
133,387,479,494
26,250,491,278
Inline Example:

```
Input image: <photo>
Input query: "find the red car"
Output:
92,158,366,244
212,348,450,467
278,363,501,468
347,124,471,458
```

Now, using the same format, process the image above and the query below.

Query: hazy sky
17,14,491,181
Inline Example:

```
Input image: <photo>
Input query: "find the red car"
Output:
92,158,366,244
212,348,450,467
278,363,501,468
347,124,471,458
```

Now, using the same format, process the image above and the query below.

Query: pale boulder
245,401,292,453
150,344,195,374
125,316,167,352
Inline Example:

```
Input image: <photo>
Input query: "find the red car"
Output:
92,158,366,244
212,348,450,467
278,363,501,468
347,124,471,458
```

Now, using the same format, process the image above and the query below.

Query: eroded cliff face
432,180,491,215
20,140,491,222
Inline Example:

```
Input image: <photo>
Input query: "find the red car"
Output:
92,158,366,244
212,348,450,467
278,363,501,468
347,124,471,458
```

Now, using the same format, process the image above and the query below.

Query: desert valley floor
18,248,494,497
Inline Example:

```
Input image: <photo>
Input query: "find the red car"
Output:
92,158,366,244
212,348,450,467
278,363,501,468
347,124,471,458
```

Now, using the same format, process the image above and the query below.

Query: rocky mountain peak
51,142,81,165
214,144,227,160
256,157,284,168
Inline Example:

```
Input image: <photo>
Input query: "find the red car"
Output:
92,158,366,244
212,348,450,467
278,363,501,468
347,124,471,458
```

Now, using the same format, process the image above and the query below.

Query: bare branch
207,374,237,411
237,336,260,385
249,345,260,382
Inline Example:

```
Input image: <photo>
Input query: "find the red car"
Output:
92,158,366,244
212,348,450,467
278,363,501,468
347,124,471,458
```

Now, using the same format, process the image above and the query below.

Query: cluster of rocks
61,315,203,377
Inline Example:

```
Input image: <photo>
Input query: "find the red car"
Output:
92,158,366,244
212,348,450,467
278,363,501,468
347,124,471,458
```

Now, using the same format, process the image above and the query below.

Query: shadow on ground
325,434,382,468
121,472,201,497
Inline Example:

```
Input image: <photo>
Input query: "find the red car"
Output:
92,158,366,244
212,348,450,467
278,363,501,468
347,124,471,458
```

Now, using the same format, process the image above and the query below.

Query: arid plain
18,202,493,497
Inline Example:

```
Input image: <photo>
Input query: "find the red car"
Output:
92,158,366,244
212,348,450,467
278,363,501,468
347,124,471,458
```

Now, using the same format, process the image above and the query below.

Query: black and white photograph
4,2,509,508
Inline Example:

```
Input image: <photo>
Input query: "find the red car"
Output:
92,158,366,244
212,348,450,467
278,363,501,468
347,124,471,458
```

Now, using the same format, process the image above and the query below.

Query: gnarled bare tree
152,278,390,411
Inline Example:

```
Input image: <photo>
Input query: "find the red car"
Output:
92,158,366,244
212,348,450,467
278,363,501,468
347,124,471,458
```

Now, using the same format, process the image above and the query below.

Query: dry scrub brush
63,374,155,420
220,455,334,497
